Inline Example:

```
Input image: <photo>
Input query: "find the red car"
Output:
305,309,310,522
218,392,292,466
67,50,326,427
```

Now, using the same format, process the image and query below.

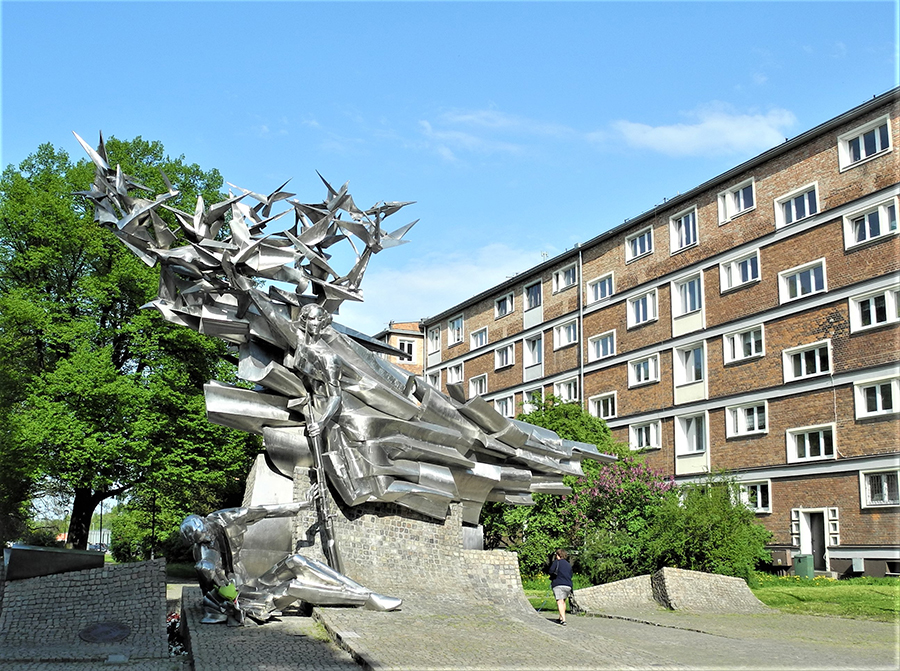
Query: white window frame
739,480,772,513
553,319,578,349
470,327,488,349
446,363,463,385
495,292,514,319
426,372,440,387
786,423,836,464
589,391,617,420
778,258,826,304
675,411,708,455
717,178,756,224
447,314,464,346
397,338,415,362
854,375,899,419
494,343,514,369
849,286,900,333
719,249,761,293
524,281,542,311
843,196,899,249
726,401,769,438
859,468,900,508
494,395,515,418
723,324,765,364
838,114,892,171
587,330,616,362
783,339,832,383
586,272,614,304
628,353,660,388
670,206,699,253
672,273,703,317
774,182,819,228
627,289,658,328
523,334,543,367
630,420,661,450
427,327,441,354
469,374,487,398
552,264,577,293
673,342,705,387
554,377,579,403
625,226,653,262
522,387,543,414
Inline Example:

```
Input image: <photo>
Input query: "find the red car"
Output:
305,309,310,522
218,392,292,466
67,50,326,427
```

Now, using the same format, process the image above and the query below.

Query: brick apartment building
420,89,900,577
373,320,425,376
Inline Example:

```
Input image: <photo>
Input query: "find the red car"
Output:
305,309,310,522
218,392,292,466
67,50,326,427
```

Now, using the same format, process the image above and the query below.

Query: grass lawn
749,574,900,622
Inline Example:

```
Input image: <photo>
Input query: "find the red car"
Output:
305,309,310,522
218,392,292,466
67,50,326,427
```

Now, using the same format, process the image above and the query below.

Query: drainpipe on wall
577,244,585,412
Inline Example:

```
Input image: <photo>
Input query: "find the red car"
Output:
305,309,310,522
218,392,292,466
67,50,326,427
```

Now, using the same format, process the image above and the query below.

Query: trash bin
794,554,814,579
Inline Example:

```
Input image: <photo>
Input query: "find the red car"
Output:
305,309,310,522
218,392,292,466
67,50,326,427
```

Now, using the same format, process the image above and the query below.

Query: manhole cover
78,621,131,643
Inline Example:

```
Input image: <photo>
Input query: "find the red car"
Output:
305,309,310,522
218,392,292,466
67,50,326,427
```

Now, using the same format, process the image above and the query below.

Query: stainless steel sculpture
75,131,613,620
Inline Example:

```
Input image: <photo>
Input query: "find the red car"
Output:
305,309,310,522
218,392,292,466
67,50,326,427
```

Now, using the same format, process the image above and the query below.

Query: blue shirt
549,558,573,588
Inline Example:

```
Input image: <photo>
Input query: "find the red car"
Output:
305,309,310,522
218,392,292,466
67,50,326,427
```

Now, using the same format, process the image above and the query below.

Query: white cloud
609,103,797,157
336,243,547,335
418,119,524,159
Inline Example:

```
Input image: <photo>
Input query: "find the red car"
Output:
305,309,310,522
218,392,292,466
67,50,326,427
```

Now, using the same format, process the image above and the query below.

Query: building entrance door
805,511,827,571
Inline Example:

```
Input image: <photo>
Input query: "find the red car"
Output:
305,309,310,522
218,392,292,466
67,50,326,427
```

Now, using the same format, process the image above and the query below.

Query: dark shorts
552,585,572,600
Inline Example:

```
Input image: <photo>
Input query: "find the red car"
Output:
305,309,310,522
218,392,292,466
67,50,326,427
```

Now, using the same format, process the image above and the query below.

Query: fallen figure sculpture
74,132,615,622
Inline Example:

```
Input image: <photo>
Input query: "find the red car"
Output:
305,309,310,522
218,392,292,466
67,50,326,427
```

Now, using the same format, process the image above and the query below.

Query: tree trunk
67,487,98,550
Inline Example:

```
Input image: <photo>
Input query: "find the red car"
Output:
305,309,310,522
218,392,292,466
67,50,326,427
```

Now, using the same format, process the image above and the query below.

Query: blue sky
2,1,897,335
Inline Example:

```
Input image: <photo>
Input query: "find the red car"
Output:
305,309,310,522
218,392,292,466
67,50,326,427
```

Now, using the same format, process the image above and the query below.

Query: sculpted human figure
180,498,401,625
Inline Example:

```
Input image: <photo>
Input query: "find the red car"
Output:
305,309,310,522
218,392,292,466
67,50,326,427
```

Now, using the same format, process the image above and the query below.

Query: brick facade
421,90,900,576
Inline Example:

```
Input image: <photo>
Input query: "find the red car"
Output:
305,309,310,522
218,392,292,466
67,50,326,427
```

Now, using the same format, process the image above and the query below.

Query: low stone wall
0,558,168,662
575,567,770,614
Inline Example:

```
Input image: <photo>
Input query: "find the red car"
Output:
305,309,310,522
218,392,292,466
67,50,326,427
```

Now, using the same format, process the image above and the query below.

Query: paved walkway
181,587,899,671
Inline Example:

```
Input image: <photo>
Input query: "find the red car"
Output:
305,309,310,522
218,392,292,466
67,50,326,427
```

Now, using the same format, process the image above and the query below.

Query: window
588,330,615,362
397,339,414,362
427,327,441,353
589,392,617,420
862,470,900,507
587,273,614,303
849,287,900,332
628,289,658,328
553,264,577,293
495,293,514,318
787,424,835,463
524,335,543,366
838,115,891,170
446,364,463,384
626,226,653,262
844,198,898,248
522,388,542,414
670,207,698,252
775,184,819,227
494,395,514,418
718,179,755,223
628,353,660,387
726,402,768,437
470,327,488,349
447,315,463,346
554,319,578,349
554,378,578,402
469,374,486,398
783,340,831,382
778,259,826,303
740,481,771,513
720,250,760,292
676,413,707,454
723,325,764,364
673,275,703,317
494,344,514,369
426,372,440,387
525,282,542,311
674,343,704,386
630,420,661,450
854,376,899,419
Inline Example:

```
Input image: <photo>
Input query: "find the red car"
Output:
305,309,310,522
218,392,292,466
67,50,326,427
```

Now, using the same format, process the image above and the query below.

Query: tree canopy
0,137,259,549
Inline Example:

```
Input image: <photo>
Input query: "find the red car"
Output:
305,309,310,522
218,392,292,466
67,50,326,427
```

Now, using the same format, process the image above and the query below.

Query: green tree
0,138,258,550
480,395,628,576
